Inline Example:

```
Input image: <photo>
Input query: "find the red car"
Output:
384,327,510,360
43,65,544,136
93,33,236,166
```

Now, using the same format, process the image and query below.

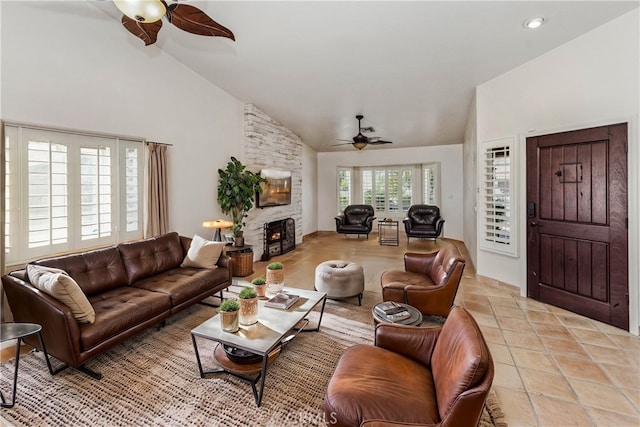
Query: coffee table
190,286,327,406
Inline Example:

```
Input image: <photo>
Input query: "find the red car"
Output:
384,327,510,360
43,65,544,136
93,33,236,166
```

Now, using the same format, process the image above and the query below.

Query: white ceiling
92,1,638,152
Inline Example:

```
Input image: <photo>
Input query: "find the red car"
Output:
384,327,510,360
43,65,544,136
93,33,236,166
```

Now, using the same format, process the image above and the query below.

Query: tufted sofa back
117,232,184,284
32,246,128,297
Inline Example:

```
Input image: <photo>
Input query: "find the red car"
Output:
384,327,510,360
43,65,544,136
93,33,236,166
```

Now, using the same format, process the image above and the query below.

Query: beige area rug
0,292,506,426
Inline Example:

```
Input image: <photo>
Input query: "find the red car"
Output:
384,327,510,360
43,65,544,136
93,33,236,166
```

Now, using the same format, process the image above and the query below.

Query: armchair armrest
404,252,437,274
334,214,346,227
374,323,441,367
435,217,445,234
402,217,411,233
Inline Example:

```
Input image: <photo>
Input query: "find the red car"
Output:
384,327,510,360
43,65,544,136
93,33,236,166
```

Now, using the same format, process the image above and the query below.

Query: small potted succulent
218,299,240,333
251,277,267,298
266,262,284,295
238,286,259,325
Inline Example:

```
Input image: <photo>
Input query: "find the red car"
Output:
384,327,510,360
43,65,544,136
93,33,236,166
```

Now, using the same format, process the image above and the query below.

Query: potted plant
266,262,285,295
251,276,267,298
218,299,240,333
217,157,267,246
238,286,259,325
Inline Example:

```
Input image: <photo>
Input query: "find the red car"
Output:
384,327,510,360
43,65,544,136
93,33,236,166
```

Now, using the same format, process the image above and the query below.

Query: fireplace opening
262,218,295,261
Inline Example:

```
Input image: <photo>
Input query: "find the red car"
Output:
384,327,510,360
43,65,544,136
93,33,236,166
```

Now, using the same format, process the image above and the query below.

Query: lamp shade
202,219,234,229
202,219,234,242
114,0,166,23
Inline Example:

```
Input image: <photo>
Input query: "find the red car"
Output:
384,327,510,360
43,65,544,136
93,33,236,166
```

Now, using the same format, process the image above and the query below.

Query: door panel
527,123,628,329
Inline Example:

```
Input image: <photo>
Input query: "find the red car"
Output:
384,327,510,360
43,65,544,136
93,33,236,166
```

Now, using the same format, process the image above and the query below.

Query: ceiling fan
335,115,393,150
113,0,235,46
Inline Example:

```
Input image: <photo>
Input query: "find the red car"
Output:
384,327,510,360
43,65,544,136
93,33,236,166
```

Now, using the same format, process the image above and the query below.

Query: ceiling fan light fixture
353,141,368,150
114,0,166,23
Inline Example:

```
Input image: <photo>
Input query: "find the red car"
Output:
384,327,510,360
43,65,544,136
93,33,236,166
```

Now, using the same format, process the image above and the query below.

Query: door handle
530,221,538,227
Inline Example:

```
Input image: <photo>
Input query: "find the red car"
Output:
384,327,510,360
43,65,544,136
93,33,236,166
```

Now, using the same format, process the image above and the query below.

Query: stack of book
265,292,300,310
374,301,411,322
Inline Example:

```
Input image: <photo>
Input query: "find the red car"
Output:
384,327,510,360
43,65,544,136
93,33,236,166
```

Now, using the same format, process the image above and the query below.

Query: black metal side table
1,323,54,408
378,220,399,246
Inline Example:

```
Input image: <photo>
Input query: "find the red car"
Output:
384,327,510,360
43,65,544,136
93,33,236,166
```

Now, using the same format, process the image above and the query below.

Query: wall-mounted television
257,169,292,207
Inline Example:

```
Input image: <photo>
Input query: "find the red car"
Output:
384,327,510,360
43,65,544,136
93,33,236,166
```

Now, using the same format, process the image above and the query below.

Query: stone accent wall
244,104,303,261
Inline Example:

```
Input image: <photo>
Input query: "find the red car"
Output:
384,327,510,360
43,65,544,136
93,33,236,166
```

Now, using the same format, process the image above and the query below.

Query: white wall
475,9,639,333
302,145,319,237
317,145,464,240
1,2,245,240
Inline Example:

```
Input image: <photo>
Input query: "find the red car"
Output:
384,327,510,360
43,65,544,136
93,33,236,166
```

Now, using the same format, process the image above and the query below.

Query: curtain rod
145,141,173,147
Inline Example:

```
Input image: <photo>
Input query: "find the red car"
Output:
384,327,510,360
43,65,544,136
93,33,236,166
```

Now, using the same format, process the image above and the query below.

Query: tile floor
245,232,640,426
2,231,638,426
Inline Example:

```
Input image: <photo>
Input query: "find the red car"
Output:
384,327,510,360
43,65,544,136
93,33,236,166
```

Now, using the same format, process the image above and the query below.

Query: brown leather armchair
335,205,376,239
403,204,445,242
381,245,465,317
324,306,494,427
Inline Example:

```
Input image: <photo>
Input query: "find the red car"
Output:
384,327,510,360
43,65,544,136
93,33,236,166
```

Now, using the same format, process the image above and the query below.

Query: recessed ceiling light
524,16,545,29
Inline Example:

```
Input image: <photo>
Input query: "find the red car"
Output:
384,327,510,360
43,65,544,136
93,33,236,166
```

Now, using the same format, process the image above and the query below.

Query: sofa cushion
118,232,184,284
26,265,96,324
81,287,171,350
180,234,225,269
325,344,439,425
32,247,129,297
134,267,228,308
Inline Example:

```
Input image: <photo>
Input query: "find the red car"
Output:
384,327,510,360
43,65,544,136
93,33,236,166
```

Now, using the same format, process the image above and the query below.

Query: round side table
372,302,423,326
1,323,54,408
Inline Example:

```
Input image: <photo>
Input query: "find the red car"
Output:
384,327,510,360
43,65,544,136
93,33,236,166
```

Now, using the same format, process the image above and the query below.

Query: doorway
526,123,628,329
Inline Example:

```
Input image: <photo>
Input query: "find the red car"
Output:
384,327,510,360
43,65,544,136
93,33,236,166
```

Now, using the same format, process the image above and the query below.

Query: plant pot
220,310,239,333
266,268,285,295
239,297,258,325
253,283,267,298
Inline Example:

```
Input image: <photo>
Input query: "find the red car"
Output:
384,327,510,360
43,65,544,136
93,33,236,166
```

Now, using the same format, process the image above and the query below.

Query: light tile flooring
2,232,638,426
246,232,639,427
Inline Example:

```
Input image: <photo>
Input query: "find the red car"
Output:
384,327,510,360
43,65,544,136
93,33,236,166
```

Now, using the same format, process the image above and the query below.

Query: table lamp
202,219,234,242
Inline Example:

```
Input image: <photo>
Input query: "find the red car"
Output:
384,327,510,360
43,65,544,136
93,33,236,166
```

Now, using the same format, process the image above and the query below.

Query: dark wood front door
526,123,628,329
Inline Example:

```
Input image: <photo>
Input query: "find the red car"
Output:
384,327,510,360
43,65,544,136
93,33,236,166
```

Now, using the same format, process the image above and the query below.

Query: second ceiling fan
336,115,393,150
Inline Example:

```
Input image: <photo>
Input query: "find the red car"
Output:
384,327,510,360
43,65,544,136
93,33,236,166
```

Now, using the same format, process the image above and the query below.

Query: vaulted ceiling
92,1,638,152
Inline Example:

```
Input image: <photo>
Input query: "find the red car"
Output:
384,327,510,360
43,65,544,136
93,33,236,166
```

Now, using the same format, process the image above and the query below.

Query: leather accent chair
381,245,465,317
403,204,445,242
324,306,494,427
334,205,376,239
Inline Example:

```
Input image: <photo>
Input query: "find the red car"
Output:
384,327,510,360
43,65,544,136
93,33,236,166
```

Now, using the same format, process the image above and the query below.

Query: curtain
146,142,169,237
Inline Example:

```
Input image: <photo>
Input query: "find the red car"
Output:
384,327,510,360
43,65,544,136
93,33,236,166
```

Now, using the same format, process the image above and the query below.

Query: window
423,162,440,205
4,124,144,264
480,138,516,256
337,164,437,213
337,168,352,212
361,166,413,212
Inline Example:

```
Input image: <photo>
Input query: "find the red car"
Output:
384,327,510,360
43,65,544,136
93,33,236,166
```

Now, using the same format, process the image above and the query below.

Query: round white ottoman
315,260,364,305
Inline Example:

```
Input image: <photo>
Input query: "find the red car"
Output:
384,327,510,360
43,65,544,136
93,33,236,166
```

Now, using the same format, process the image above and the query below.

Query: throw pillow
26,264,96,324
181,234,225,269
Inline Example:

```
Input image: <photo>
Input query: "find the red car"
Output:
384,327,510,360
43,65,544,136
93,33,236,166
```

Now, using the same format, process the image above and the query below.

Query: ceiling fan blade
122,15,162,46
336,139,353,143
167,4,235,40
332,142,354,146
369,140,393,145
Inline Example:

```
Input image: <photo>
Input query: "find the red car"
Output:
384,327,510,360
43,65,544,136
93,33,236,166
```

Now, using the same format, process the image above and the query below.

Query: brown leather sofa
335,205,376,239
403,204,445,242
1,232,232,379
381,245,465,317
324,306,494,427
